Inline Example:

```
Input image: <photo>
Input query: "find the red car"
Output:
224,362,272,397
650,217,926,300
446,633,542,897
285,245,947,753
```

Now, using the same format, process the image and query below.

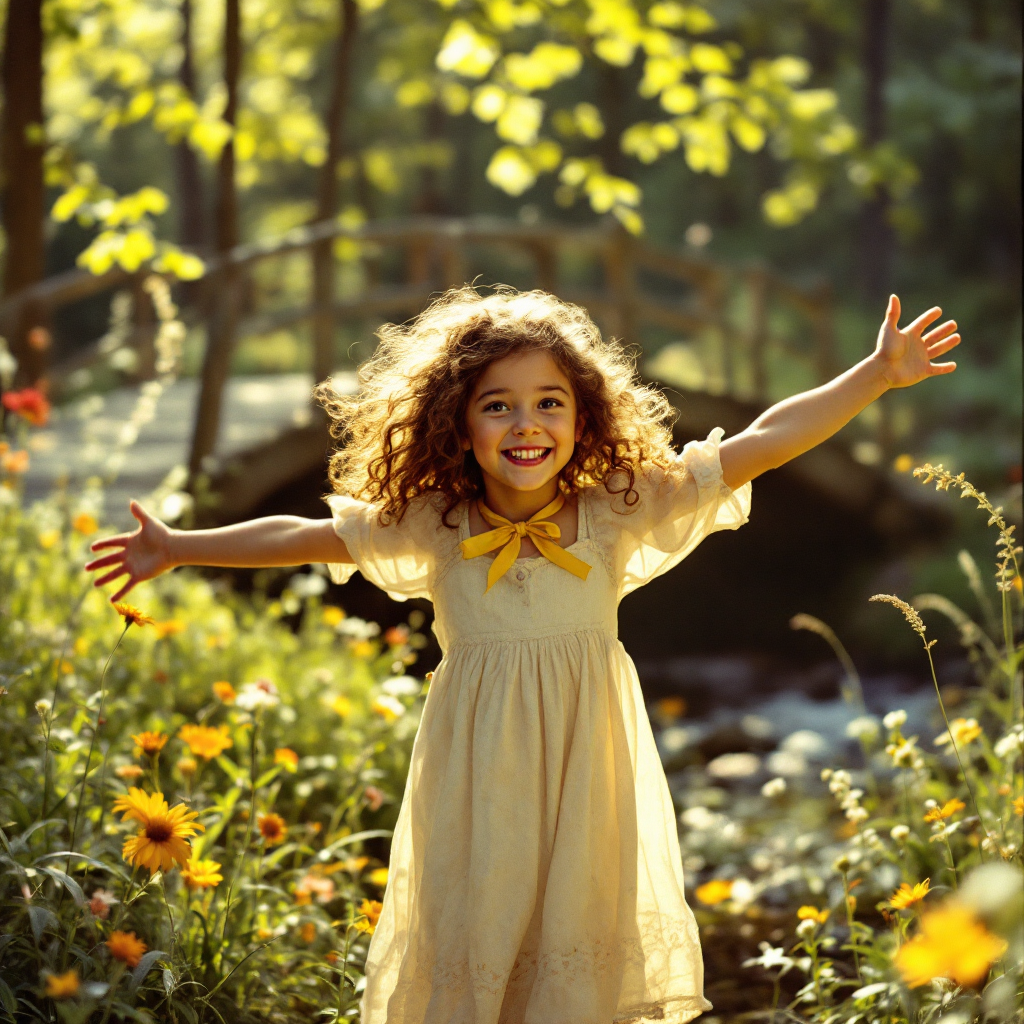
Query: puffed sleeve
607,427,751,598
321,493,442,602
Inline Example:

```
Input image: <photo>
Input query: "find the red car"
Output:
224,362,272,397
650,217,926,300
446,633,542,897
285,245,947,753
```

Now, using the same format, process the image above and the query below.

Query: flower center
146,821,172,843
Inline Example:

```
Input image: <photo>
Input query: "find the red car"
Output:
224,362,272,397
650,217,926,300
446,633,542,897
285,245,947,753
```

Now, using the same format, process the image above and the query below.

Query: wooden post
130,275,158,380
747,267,770,403
601,227,637,345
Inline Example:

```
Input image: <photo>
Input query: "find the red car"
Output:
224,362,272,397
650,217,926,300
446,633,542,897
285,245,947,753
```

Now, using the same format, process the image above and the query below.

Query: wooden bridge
6,216,935,550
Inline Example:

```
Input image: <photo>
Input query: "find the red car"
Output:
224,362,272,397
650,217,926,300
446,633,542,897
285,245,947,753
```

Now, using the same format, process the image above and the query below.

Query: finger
886,294,901,327
90,535,130,552
110,579,136,603
907,306,943,335
84,552,123,572
926,334,961,358
922,319,957,345
94,566,129,588
928,360,957,375
130,499,149,525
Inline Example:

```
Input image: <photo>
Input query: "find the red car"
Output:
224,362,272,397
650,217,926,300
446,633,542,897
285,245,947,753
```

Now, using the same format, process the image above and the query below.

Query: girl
85,285,959,1024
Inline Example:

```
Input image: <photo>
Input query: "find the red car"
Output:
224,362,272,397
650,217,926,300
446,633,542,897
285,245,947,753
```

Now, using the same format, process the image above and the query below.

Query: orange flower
258,812,287,846
131,731,168,756
300,922,317,943
274,748,299,772
179,723,233,760
212,681,236,703
695,879,734,905
1013,796,1023,816
924,798,965,823
2,387,51,426
895,903,1007,988
72,512,99,535
44,968,80,1000
181,857,223,890
106,930,147,968
1,449,29,473
384,625,410,646
654,695,688,720
294,873,335,906
797,905,830,924
152,619,186,639
890,879,931,910
115,764,144,781
354,898,383,935
112,603,155,628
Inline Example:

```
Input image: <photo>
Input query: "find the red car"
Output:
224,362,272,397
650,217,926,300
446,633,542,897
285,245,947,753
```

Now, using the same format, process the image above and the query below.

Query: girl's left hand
873,294,960,389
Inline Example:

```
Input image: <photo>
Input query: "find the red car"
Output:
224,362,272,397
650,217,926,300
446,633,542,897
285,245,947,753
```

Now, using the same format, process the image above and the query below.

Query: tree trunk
860,0,892,302
311,0,359,384
1,0,47,387
189,0,241,483
176,0,206,250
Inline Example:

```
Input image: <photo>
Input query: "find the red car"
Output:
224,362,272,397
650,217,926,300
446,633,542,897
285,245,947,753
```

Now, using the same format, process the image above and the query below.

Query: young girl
85,285,959,1024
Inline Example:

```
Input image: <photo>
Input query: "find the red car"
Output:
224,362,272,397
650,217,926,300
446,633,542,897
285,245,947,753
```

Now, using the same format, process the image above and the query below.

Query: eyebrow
476,384,570,401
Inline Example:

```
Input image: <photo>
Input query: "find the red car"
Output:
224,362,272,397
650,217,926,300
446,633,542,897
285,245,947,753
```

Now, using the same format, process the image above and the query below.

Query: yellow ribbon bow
459,493,592,593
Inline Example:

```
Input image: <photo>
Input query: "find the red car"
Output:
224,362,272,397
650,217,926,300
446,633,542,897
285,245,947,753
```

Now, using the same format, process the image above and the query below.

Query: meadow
0,394,1021,1023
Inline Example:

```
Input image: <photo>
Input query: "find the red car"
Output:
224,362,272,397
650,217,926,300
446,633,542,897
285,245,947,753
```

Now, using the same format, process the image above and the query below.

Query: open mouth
501,447,552,467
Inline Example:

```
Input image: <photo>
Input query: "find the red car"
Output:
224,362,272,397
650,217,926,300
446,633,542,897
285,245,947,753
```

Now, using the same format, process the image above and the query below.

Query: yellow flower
38,529,60,549
131,731,168,756
893,454,915,473
113,788,205,874
322,606,345,626
106,930,147,968
368,867,389,888
934,717,982,748
329,694,352,718
74,637,89,656
654,695,687,720
115,764,144,781
258,812,287,847
177,757,198,778
179,723,233,760
924,799,965,823
152,619,186,639
354,898,383,934
1014,796,1024,816
895,903,1007,988
695,879,734,905
72,512,99,534
343,856,370,875
797,905,830,924
212,681,236,703
274,748,299,772
112,603,155,629
44,968,80,1000
181,857,223,890
889,878,931,910
371,694,404,722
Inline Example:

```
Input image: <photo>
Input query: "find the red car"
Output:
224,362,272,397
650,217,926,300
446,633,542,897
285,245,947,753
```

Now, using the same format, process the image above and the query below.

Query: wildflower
833,854,851,873
654,695,687,721
760,777,787,798
797,906,829,924
72,512,99,534
236,677,280,711
34,699,51,721
891,824,911,842
368,867,389,887
1,448,29,473
924,798,965,822
742,942,795,972
890,879,931,909
887,736,924,770
870,594,934,647
39,529,60,549
112,603,155,629
44,969,79,1000
115,764,144,781
344,856,370,874
894,903,1008,988
695,879,734,905
350,639,375,659
181,857,223,890
179,724,233,760
258,812,287,846
364,785,386,811
152,619,186,639
113,788,204,873
274,748,299,772
371,694,405,722
796,918,819,939
994,726,1023,758
177,758,198,777
893,454,915,473
300,922,317,943
294,874,335,905
131,731,168,756
1014,796,1023,816
212,681,236,703
88,888,117,920
354,898,383,934
322,605,345,626
2,387,51,426
934,718,982,748
384,624,410,646
106,930,147,968
883,709,907,731
845,716,880,741
329,694,352,717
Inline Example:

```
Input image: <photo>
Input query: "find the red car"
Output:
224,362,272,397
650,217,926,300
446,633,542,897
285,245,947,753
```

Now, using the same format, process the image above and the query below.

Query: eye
538,398,563,409
483,401,509,412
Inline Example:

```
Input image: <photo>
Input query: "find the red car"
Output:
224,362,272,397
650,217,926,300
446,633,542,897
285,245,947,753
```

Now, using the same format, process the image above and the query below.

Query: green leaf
37,865,85,905
128,950,167,996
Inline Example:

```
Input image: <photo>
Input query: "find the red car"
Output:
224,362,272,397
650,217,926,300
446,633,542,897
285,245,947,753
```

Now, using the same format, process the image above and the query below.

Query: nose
512,413,542,437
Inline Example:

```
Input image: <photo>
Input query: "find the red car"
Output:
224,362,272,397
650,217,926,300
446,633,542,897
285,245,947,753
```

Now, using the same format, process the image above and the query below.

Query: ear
461,436,472,452
574,413,585,444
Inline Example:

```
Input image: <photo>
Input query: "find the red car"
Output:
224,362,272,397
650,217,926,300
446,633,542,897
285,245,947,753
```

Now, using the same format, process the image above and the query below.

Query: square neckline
458,487,591,563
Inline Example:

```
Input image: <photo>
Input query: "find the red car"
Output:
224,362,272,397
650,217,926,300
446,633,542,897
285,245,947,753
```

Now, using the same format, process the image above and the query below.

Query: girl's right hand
84,499,176,603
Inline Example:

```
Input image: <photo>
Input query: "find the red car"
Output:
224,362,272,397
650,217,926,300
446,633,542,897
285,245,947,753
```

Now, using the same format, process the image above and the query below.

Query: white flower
761,777,787,798
680,806,727,831
742,942,794,972
335,616,381,639
781,730,829,758
236,677,281,710
766,750,807,777
994,726,1023,759
845,716,880,741
796,919,819,939
883,709,907,731
381,675,421,697
890,825,910,842
706,752,761,779
845,806,870,823
288,572,327,598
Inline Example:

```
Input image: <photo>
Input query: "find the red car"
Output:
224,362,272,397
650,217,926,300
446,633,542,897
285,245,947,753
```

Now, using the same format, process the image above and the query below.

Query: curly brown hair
313,285,679,526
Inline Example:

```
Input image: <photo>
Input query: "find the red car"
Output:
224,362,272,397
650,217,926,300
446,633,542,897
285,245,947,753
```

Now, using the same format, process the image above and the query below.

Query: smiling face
463,349,582,506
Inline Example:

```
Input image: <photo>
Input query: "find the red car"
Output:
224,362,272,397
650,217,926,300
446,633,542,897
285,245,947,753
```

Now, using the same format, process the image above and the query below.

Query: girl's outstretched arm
84,500,352,604
718,295,960,491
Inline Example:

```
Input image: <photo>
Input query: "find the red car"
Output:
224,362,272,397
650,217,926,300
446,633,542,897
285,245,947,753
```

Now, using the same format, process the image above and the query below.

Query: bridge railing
0,216,836,482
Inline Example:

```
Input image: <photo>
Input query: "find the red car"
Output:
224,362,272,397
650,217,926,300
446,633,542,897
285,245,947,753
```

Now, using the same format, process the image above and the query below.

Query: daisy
112,788,204,873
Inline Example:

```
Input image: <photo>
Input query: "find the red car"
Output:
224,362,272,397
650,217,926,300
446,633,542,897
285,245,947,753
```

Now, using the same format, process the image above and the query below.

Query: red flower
2,388,51,427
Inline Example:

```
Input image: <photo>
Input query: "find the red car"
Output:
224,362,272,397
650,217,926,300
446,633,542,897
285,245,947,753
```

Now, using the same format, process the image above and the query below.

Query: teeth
506,448,548,460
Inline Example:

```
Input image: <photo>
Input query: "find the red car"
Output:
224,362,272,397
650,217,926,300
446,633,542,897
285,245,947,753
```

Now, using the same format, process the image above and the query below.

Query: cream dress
325,428,752,1024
